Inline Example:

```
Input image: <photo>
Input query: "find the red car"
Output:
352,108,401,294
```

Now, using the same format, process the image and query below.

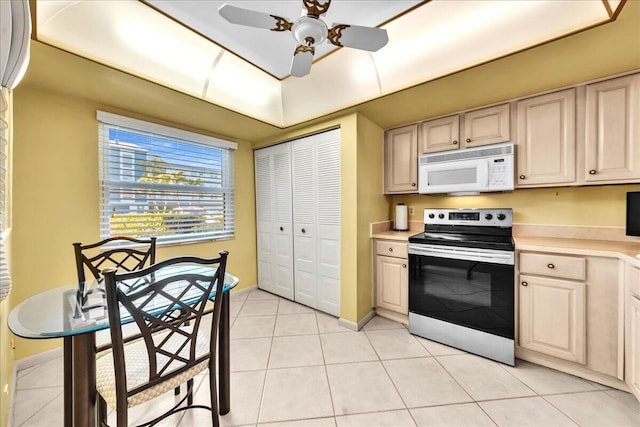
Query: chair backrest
74,236,157,283
102,251,228,401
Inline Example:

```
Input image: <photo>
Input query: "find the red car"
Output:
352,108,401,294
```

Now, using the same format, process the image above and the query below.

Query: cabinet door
626,265,640,400
516,89,576,186
254,144,294,300
419,115,459,154
519,275,586,364
463,104,510,148
585,74,640,182
376,255,408,314
292,130,341,316
384,125,418,193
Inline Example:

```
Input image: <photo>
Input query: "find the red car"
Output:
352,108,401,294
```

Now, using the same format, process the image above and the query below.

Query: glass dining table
8,266,239,427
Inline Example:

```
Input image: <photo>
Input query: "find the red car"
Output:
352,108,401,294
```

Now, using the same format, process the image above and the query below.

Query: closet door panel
318,224,341,316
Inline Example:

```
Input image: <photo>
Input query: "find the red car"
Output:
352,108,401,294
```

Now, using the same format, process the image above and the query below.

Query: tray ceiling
35,0,626,128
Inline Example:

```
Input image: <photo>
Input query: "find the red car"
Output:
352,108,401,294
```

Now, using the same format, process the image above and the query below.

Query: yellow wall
393,184,640,228
10,85,258,360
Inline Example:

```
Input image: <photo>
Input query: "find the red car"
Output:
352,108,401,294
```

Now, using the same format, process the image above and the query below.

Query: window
97,111,236,244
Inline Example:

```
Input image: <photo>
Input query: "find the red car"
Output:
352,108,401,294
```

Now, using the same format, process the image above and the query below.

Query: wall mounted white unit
254,129,341,316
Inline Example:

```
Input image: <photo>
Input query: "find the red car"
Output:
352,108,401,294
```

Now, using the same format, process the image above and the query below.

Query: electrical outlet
408,206,415,216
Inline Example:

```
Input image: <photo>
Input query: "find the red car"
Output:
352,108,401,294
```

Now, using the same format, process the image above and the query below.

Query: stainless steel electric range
408,208,515,365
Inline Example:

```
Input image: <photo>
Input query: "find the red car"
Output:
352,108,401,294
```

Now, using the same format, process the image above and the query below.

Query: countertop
371,226,640,267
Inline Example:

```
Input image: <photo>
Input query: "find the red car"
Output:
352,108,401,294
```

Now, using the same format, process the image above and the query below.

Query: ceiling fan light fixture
292,16,327,47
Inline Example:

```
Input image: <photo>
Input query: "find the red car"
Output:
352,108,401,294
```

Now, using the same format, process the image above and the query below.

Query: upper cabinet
384,124,418,194
584,74,640,183
383,71,640,194
419,115,459,153
463,104,511,148
419,104,511,154
516,89,576,187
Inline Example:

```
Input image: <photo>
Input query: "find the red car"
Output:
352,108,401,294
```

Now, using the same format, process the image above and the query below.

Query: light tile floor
10,289,640,426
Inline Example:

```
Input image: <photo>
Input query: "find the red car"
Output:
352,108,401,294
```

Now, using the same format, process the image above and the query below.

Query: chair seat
96,327,210,409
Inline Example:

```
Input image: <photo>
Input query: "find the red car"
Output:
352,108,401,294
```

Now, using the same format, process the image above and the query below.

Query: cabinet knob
402,264,407,268
411,182,416,187
466,138,471,143
521,281,528,287
388,248,393,252
589,169,597,175
279,226,284,231
547,263,555,269
452,140,458,145
301,228,306,234
519,175,526,180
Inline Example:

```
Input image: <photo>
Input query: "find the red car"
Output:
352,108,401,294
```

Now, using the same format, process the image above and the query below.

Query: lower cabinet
626,264,640,401
519,275,586,363
374,240,408,318
517,250,622,383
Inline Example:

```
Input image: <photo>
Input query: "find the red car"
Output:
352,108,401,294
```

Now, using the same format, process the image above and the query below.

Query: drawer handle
521,281,528,287
402,264,407,268
388,248,393,252
466,138,471,143
411,182,416,187
519,175,526,180
452,140,458,145
589,169,597,175
547,263,555,269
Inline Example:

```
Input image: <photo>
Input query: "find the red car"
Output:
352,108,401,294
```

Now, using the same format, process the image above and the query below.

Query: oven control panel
424,208,512,227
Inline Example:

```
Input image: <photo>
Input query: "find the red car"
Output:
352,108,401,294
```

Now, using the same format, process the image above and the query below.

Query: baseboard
339,310,376,331
14,346,63,372
231,284,257,295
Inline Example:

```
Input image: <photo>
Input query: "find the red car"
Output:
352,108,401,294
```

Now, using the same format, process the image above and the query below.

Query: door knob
589,169,597,175
301,228,306,234
452,140,458,145
388,248,393,252
547,263,555,269
402,264,407,268
466,138,471,143
519,175,526,180
521,281,528,287
279,226,284,231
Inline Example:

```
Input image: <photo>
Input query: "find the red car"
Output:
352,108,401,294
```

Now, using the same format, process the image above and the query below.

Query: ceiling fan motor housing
292,16,327,47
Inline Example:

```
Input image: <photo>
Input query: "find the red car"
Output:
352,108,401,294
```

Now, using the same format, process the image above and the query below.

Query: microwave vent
421,143,513,165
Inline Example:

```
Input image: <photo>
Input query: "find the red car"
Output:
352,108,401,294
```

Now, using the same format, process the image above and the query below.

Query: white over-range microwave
418,142,514,195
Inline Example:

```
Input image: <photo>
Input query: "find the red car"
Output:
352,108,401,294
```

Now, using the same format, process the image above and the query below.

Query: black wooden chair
96,251,228,427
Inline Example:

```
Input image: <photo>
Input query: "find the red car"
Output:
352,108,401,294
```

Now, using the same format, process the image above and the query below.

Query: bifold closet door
292,129,341,316
254,144,294,300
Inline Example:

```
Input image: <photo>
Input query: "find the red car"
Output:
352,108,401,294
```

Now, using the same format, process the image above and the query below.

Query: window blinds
97,111,236,244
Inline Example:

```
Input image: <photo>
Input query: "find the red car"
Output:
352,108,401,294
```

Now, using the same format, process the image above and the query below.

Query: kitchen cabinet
419,104,510,154
374,240,408,318
519,274,586,363
584,73,640,183
625,264,640,401
517,251,622,379
384,124,418,194
516,89,576,186
254,129,341,316
419,115,460,153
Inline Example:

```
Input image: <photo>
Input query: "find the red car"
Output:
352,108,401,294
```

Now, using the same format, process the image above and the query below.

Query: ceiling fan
218,0,389,78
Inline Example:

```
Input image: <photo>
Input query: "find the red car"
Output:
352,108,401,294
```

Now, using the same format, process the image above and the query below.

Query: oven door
408,244,515,339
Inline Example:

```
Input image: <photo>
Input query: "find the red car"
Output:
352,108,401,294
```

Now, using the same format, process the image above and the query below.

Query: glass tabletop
8,265,239,339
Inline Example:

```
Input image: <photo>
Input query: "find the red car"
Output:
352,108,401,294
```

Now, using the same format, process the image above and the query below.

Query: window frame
97,111,237,246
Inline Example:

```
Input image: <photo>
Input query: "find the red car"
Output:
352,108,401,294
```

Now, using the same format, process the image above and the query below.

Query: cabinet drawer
519,252,586,281
376,241,408,258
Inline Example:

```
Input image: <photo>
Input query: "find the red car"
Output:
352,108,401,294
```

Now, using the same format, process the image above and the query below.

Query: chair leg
209,370,219,427
187,378,194,405
97,395,107,427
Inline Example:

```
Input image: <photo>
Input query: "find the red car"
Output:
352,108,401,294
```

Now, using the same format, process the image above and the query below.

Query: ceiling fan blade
328,24,389,52
218,4,292,32
290,45,315,77
303,0,332,17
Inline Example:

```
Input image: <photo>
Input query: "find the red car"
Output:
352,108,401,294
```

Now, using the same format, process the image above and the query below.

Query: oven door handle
409,245,514,265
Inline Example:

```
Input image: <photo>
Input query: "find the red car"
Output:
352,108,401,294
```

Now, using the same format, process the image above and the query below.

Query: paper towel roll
394,204,408,231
